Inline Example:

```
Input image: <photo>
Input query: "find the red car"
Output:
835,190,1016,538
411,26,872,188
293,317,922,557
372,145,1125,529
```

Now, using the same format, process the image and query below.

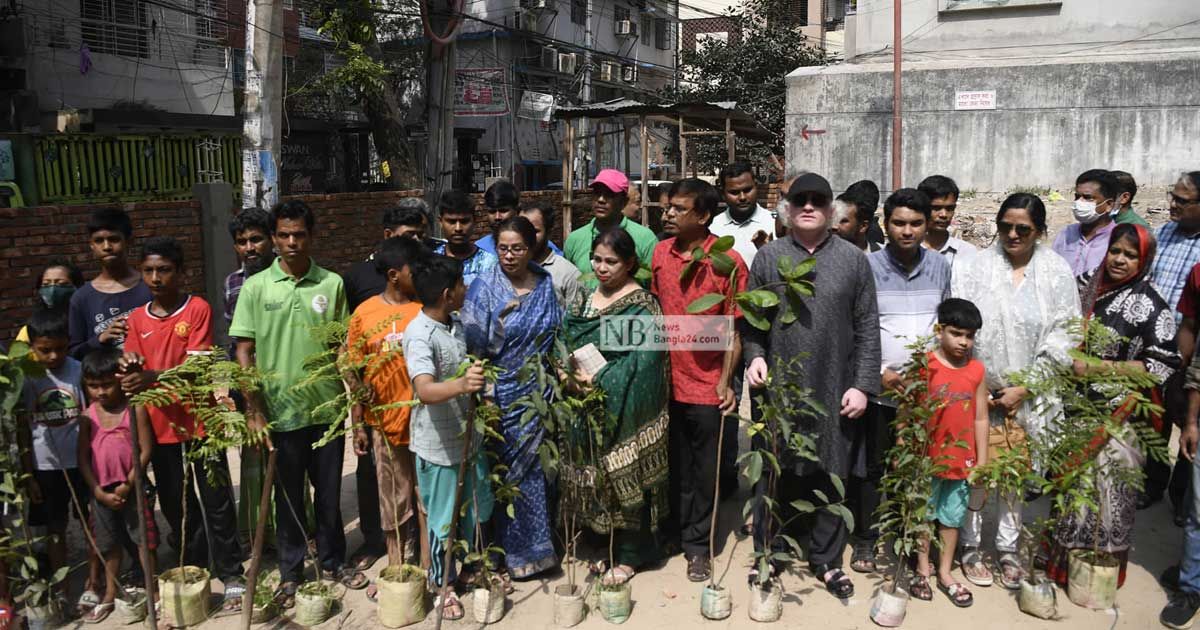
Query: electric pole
425,0,459,206
242,0,284,210
891,0,902,190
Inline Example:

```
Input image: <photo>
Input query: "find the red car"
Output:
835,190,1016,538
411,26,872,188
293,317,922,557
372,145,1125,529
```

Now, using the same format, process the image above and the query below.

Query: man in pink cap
563,169,659,278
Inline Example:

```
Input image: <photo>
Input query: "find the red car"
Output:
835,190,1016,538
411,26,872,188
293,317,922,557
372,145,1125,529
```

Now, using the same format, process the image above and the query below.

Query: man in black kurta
743,173,882,599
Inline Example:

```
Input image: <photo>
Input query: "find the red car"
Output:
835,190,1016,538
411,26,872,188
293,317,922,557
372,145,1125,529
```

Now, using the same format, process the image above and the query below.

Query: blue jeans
1181,451,1200,593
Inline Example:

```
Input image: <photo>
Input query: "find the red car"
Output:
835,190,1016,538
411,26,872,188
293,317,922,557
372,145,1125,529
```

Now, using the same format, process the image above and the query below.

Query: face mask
1073,199,1103,224
38,285,75,309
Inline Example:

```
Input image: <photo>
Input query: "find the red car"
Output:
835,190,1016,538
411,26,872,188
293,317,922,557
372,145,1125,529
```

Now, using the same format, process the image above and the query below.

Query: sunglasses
1170,192,1200,206
789,193,830,208
996,220,1035,238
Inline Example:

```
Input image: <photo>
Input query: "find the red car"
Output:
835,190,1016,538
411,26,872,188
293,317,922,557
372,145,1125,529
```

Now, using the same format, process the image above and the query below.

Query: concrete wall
850,0,1200,59
785,51,1200,193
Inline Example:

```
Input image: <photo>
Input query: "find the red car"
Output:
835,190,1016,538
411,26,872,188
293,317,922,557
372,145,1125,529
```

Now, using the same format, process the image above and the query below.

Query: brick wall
0,189,597,342
0,201,207,342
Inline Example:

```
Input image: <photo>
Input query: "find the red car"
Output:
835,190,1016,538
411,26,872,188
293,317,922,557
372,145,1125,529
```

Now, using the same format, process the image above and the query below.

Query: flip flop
273,582,298,610
76,589,101,614
217,582,245,616
910,574,933,601
351,549,382,573
938,581,974,608
323,567,369,590
436,592,464,621
83,601,114,624
816,565,854,600
601,566,635,587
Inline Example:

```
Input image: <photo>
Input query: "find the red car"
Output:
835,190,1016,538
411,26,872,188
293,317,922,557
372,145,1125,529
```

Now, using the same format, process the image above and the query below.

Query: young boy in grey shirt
402,255,491,621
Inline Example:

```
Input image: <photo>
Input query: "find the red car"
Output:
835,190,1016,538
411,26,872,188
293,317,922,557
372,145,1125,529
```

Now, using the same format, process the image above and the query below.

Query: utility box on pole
242,0,284,210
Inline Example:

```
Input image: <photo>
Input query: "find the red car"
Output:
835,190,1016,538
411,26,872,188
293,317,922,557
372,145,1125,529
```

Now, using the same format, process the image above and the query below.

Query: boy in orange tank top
913,298,989,608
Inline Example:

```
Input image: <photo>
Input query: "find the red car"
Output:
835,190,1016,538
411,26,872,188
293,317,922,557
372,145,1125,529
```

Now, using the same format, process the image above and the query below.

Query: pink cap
589,169,629,194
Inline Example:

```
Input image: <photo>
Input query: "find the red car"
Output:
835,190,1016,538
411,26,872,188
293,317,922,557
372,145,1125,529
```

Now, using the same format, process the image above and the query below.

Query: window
794,0,809,26
640,15,652,45
80,0,149,59
571,0,586,25
193,0,225,66
654,17,668,50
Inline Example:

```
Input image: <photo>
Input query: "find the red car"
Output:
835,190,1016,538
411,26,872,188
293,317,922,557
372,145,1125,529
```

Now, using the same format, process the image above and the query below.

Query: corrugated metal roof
553,98,773,141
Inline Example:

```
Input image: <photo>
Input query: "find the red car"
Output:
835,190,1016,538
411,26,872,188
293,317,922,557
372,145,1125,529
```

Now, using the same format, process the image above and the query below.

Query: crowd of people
6,163,1200,629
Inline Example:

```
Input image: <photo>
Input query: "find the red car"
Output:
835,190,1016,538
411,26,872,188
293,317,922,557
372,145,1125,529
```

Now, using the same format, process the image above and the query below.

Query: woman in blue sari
463,216,561,580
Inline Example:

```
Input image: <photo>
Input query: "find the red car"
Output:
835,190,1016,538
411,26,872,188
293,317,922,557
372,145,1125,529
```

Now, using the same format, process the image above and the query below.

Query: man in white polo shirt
712,161,776,268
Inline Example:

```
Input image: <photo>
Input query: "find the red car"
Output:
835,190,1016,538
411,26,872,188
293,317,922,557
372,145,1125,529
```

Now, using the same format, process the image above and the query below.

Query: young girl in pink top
76,348,156,624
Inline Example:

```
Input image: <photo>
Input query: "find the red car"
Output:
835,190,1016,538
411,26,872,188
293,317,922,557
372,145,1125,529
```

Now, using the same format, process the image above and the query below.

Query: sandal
497,569,515,595
850,541,877,573
76,589,101,614
218,582,245,616
273,582,298,609
350,546,383,573
83,601,114,624
323,567,370,590
997,553,1023,590
602,566,635,586
814,564,855,600
366,583,379,603
938,580,973,608
436,592,464,621
909,574,933,601
959,548,994,587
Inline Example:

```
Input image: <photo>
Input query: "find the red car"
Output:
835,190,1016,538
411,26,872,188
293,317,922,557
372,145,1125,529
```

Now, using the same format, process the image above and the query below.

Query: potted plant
130,348,264,629
871,346,950,627
376,564,426,628
248,572,280,624
739,356,853,623
515,341,607,628
1012,321,1168,611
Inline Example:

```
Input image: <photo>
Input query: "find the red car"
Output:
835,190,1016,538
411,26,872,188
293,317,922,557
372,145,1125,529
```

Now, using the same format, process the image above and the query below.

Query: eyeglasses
496,245,529,256
996,220,1035,238
1170,193,1200,207
789,193,830,208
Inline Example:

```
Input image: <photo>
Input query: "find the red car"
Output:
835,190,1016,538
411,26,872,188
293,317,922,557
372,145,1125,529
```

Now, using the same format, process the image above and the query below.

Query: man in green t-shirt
1111,170,1150,227
229,200,367,600
563,169,659,278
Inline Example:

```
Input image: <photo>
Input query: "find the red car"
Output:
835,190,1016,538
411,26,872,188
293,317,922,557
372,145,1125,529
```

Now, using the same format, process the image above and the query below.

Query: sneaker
1162,591,1200,629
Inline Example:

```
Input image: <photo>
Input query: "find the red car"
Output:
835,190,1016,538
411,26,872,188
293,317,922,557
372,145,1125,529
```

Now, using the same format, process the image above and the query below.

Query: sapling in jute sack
130,347,264,628
515,338,607,628
740,356,852,623
685,241,827,622
871,345,950,627
1009,319,1168,611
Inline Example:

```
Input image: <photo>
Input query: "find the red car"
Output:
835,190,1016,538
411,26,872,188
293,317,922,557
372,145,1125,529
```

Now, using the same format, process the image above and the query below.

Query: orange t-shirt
347,296,422,446
925,351,985,480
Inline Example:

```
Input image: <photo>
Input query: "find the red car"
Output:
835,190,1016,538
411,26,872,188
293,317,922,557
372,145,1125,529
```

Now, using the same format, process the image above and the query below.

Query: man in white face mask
1051,169,1120,276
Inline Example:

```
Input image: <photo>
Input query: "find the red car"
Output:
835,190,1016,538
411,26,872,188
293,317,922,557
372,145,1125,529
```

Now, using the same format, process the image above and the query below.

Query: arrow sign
801,124,827,141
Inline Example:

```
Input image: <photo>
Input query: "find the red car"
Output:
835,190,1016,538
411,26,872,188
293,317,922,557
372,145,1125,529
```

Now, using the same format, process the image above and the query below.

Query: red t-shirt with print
124,296,213,444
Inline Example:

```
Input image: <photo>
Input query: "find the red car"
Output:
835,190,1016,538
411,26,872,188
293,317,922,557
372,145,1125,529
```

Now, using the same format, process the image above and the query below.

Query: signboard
280,133,328,195
954,90,996,110
517,91,555,122
455,68,508,117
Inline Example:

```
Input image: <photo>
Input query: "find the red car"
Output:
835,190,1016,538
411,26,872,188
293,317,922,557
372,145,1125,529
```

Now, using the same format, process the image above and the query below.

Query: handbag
987,411,1028,462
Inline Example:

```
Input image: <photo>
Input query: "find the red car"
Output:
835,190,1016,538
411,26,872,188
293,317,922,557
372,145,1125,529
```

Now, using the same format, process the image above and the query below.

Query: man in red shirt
651,178,747,582
120,237,247,613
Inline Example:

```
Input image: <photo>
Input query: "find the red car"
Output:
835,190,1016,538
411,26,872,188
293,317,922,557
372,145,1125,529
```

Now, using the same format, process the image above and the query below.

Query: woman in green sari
562,227,670,585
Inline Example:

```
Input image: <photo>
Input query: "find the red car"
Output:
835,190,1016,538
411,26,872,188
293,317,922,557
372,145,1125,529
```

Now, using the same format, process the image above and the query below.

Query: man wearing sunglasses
1052,169,1119,277
743,173,881,601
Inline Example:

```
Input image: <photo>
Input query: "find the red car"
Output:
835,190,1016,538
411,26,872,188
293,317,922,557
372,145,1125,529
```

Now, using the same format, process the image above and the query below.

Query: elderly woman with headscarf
1044,223,1181,589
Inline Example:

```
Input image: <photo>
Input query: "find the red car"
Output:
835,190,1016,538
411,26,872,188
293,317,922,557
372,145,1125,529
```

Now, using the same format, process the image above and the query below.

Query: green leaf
829,474,845,500
687,293,725,314
743,309,771,331
712,235,735,253
789,499,815,513
793,256,817,277
711,251,736,277
692,246,707,263
742,451,763,485
741,289,780,309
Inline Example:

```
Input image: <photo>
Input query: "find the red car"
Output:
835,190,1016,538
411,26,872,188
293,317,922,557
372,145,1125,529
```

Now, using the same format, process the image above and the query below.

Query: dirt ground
35,190,1185,629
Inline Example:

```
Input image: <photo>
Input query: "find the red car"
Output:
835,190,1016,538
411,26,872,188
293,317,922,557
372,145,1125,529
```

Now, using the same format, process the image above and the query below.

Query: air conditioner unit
540,46,558,69
558,52,578,75
615,20,637,37
599,62,618,82
621,65,638,82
